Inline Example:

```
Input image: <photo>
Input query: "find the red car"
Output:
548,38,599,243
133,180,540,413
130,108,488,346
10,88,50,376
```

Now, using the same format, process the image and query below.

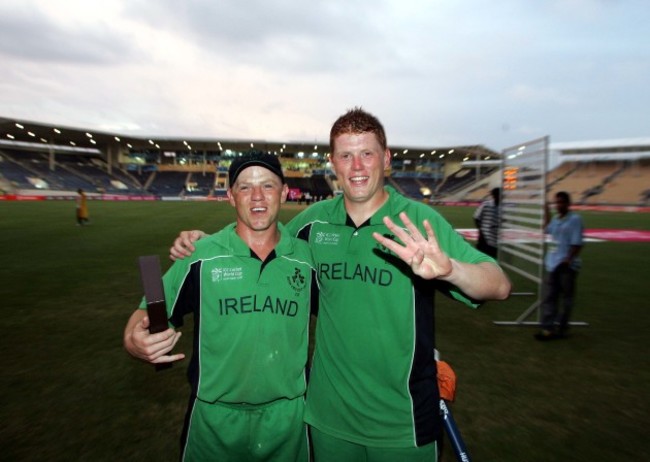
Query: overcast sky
0,0,648,151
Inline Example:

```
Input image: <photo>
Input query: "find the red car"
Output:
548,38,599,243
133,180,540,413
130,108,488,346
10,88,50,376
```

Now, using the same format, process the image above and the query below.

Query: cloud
0,0,648,151
507,84,576,106
123,0,393,73
0,5,137,64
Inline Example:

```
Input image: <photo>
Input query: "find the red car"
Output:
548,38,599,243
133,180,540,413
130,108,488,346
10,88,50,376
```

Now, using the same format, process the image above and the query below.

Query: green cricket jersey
285,187,495,448
143,223,316,405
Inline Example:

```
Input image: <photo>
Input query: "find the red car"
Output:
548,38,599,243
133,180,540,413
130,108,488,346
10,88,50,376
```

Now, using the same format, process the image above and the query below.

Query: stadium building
1,116,648,206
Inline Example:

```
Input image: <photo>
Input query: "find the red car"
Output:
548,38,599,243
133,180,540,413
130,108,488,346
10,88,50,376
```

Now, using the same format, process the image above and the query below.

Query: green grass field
0,200,648,461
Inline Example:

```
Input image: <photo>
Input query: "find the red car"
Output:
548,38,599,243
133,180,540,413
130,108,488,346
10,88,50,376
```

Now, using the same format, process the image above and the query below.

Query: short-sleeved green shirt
142,223,316,405
285,187,495,448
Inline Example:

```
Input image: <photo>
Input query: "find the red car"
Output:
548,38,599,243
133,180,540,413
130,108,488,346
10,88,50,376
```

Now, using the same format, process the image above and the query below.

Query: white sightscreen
496,136,548,324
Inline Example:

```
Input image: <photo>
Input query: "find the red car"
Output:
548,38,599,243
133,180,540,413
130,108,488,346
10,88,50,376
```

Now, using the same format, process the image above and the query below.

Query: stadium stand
390,176,427,199
463,183,492,201
127,168,154,191
0,149,146,193
186,171,216,196
285,174,333,200
546,161,578,188
147,171,189,196
547,161,621,202
310,174,333,199
55,155,142,193
0,151,39,189
584,160,650,205
1,149,95,190
436,167,498,197
2,116,648,205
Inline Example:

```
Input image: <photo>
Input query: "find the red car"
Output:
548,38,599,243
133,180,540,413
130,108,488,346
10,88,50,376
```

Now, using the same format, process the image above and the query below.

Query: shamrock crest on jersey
287,267,307,295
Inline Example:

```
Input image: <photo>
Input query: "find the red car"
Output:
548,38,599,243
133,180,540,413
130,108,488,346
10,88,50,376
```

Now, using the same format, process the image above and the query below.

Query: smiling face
227,165,288,234
330,131,391,211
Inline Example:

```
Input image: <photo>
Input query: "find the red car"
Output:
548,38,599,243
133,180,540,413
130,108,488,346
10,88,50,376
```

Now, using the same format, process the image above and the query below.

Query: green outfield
0,200,648,461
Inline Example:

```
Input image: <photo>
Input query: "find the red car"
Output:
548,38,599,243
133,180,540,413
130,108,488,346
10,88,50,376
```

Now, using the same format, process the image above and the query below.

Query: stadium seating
547,162,620,202
3,144,649,205
584,160,650,205
391,176,427,199
285,175,333,200
186,172,216,196
436,167,476,195
463,183,492,201
147,171,189,196
0,152,38,189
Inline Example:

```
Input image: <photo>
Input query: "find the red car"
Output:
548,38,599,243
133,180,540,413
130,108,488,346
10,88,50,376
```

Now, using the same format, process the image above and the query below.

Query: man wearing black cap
124,153,317,462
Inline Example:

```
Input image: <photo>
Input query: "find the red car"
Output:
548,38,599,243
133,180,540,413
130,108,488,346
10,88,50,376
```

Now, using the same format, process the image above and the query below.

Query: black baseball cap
228,153,285,186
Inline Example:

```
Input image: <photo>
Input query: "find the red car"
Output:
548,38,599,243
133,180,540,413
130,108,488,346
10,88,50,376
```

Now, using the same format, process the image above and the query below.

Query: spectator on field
473,187,501,258
76,188,89,226
535,191,584,341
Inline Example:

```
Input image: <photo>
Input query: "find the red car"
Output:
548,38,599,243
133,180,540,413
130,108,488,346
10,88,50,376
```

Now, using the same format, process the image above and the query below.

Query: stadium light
114,136,120,142
53,128,61,134
7,134,14,139
15,123,24,129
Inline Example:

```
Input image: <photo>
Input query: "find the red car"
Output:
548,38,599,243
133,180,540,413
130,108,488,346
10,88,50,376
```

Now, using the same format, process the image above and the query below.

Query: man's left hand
372,212,452,280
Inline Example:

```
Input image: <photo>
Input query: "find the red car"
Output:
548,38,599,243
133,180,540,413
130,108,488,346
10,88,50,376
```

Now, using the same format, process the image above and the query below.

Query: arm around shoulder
170,230,208,261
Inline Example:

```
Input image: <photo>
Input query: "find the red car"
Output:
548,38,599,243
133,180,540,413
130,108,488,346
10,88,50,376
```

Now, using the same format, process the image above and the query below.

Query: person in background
473,187,501,258
124,153,317,461
535,191,584,341
169,108,511,462
76,188,89,226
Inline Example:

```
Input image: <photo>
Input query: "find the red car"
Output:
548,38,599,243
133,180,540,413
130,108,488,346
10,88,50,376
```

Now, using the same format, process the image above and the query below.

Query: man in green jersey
124,153,317,462
170,108,512,462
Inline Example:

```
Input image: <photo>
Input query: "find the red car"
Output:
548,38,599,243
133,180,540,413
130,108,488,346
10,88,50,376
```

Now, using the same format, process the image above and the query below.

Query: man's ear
280,184,289,203
384,149,392,170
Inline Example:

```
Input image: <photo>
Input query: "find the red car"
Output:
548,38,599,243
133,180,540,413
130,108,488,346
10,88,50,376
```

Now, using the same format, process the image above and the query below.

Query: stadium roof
0,116,499,163
551,138,650,152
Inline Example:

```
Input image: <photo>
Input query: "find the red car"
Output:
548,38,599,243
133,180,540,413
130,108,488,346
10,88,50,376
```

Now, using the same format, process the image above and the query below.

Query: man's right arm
169,230,207,261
